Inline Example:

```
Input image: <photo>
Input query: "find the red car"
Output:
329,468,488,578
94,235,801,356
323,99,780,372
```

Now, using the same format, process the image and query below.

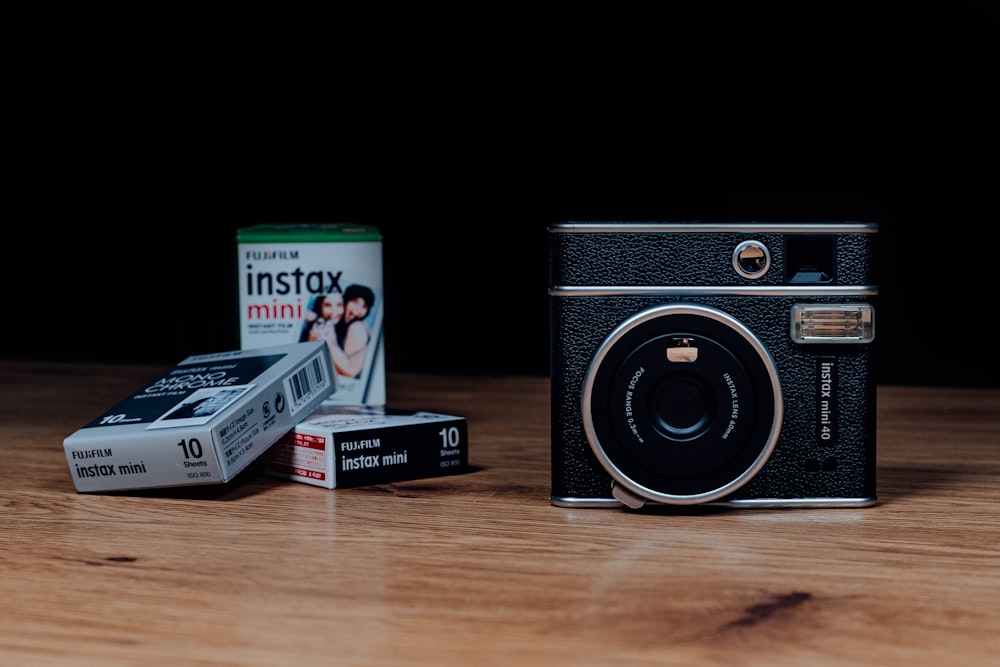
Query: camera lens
582,304,783,505
653,375,714,439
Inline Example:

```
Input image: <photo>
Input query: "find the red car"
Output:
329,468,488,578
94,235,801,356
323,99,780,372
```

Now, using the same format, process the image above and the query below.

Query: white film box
63,341,336,493
237,223,385,406
262,406,469,489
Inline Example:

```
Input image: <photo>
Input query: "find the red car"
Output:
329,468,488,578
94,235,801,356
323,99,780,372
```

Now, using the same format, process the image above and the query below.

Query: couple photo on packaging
298,283,380,388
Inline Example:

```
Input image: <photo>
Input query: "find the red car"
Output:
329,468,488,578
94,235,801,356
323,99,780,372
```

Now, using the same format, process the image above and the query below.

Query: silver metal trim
550,285,879,297
548,222,879,234
581,303,783,507
550,496,623,508
716,497,878,509
550,496,879,509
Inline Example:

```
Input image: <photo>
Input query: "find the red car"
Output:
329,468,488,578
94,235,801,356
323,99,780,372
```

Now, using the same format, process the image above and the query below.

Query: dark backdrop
6,4,998,388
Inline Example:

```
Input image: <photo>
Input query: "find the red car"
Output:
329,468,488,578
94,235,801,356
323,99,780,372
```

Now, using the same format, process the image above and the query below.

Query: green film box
237,223,385,406
63,341,336,493
262,406,469,489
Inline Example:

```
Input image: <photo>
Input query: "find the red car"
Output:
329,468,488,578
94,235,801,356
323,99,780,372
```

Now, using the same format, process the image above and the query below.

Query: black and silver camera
549,222,878,510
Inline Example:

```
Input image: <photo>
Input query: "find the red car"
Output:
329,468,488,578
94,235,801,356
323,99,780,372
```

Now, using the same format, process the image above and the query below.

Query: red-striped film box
261,406,469,488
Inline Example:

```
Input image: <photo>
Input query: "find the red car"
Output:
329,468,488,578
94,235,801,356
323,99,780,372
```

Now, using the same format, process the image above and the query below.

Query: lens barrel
583,303,783,505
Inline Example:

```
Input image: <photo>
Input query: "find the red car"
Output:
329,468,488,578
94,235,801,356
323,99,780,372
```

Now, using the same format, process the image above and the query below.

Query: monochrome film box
261,406,469,489
237,223,385,406
63,341,336,493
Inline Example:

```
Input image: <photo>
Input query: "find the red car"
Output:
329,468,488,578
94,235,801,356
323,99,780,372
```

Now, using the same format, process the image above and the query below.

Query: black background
6,4,998,388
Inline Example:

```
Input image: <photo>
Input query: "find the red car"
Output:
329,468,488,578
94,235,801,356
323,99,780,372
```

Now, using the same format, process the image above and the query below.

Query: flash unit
790,304,875,344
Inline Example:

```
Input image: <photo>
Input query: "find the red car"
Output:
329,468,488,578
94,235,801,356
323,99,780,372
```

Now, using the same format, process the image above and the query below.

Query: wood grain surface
1,360,997,666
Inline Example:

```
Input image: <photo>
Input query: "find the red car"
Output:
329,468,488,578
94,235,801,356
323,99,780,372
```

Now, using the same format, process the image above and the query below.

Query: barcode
287,354,329,413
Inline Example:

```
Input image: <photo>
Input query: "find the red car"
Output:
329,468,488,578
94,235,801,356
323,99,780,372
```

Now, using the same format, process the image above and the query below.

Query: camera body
549,222,878,510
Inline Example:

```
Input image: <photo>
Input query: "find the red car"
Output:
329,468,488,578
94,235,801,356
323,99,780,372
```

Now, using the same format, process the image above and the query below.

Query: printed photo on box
297,283,382,387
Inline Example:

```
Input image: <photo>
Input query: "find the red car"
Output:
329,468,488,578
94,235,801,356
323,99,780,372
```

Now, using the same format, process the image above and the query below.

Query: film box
237,223,385,406
63,341,336,493
261,406,469,488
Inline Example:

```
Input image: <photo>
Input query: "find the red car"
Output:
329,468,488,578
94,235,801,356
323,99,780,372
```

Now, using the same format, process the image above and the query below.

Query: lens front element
653,372,714,439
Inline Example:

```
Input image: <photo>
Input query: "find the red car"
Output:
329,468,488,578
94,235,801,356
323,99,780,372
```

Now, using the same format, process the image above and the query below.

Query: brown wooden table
1,360,998,666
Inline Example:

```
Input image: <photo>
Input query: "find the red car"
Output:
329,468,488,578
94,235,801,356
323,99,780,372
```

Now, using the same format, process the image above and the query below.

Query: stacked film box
262,406,469,488
237,223,385,406
63,341,335,493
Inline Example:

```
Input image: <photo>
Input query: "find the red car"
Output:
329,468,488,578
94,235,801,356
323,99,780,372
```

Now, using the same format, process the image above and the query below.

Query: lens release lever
611,481,648,509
